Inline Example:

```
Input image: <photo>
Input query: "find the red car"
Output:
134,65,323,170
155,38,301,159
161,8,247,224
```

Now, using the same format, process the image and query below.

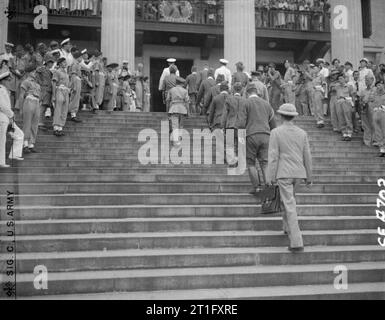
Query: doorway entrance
150,58,194,112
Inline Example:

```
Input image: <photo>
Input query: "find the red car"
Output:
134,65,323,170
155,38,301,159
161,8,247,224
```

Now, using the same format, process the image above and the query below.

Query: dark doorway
150,58,194,112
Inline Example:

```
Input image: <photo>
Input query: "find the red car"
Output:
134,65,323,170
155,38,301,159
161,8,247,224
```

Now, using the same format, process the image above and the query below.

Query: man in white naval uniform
215,59,232,88
158,58,180,92
60,38,74,67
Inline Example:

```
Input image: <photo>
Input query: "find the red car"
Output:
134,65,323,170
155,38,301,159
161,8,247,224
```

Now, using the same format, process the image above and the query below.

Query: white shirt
158,67,180,91
359,67,375,93
0,85,13,124
319,67,329,79
60,50,74,67
214,65,232,86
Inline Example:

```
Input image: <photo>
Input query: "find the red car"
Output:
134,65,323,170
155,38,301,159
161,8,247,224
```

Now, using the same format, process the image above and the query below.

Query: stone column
101,0,135,69
224,0,256,73
0,0,9,52
330,0,364,67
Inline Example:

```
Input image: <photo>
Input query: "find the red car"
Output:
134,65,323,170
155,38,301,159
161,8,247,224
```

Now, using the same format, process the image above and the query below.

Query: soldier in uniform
167,77,189,147
60,38,74,67
312,65,326,128
267,63,282,111
116,74,130,111
68,51,83,123
52,57,70,137
360,75,377,147
0,56,16,109
328,69,342,132
92,50,105,110
36,55,54,130
104,63,119,112
33,43,47,69
0,75,24,167
282,60,296,105
12,45,26,112
232,62,249,90
204,74,225,118
335,74,355,141
18,66,41,153
247,71,269,102
372,81,385,157
185,66,199,114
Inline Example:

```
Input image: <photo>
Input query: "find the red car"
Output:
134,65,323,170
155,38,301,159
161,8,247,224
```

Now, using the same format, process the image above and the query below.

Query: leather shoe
71,117,82,123
288,247,304,253
29,148,38,153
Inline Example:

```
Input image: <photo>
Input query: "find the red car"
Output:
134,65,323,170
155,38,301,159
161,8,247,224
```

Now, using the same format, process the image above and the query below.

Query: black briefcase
259,185,282,215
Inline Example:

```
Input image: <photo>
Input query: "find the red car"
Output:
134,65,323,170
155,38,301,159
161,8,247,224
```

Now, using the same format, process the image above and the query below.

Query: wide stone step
10,193,376,206
0,173,379,183
13,204,374,220
27,282,384,300
2,246,382,274
1,217,376,236
0,182,378,195
1,230,376,253
13,262,385,296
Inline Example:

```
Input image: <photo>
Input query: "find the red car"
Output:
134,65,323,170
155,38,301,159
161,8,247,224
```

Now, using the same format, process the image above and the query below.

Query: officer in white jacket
0,74,24,168
158,58,180,91
215,59,232,87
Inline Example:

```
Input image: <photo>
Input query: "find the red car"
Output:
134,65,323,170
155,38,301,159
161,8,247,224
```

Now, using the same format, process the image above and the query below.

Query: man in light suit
158,58,180,92
266,103,313,253
215,59,232,87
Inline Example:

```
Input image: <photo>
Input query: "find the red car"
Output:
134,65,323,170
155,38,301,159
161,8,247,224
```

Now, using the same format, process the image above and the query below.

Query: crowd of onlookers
138,0,330,31
0,39,150,168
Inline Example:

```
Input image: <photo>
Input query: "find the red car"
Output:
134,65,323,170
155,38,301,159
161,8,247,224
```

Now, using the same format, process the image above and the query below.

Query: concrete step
25,282,384,300
0,183,378,195
10,193,376,206
2,230,377,253
13,204,374,221
0,173,379,183
1,217,377,236
13,262,385,296
1,246,382,274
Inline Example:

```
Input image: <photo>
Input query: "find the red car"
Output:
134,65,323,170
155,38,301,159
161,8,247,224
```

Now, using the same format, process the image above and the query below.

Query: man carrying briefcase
266,104,313,253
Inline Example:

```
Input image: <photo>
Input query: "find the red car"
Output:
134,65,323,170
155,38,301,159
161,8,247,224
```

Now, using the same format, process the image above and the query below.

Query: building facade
1,0,385,111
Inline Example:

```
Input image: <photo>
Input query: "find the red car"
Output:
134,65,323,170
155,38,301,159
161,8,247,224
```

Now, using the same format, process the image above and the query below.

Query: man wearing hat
36,55,55,128
52,57,70,136
335,73,355,141
215,59,231,87
89,50,104,110
17,65,41,153
104,62,119,112
12,45,26,111
282,60,296,105
245,83,276,195
0,81,24,167
1,42,14,61
68,51,83,122
328,69,342,132
166,77,189,147
60,38,74,67
159,58,180,93
266,103,313,253
50,49,61,71
79,49,93,71
119,60,132,79
49,41,60,52
360,74,377,147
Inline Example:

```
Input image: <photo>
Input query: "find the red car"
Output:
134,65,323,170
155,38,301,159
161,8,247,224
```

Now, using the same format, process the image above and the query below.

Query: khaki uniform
336,83,354,137
104,71,119,111
52,68,70,131
312,75,325,125
93,61,105,107
372,93,385,152
360,86,377,146
19,76,41,148
69,61,82,117
36,65,53,124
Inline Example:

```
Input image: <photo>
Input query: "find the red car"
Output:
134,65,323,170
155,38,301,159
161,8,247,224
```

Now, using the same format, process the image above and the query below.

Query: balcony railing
255,8,331,32
9,0,330,33
11,0,102,17
136,0,224,25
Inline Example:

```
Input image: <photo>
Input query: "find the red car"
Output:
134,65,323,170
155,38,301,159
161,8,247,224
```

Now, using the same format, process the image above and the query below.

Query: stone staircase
0,112,384,300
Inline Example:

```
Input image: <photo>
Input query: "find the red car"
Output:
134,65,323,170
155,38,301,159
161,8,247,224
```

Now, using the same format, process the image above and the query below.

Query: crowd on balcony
255,0,331,31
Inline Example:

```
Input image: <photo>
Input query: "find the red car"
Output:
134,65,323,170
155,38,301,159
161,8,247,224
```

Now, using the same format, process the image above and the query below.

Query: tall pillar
0,0,9,52
330,0,364,66
101,0,135,69
224,0,256,73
